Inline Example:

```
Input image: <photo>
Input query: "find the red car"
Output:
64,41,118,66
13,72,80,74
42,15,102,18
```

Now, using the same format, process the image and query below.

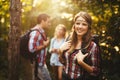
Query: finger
67,40,71,43
68,43,71,46
84,53,88,57
78,50,82,54
75,53,78,56
68,43,71,47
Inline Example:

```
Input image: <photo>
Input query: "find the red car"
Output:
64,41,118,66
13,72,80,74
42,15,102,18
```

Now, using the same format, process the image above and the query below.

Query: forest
0,0,120,80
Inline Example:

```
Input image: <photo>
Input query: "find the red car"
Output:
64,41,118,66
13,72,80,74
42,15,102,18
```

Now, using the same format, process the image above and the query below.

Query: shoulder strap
30,29,40,34
30,29,46,41
65,34,71,41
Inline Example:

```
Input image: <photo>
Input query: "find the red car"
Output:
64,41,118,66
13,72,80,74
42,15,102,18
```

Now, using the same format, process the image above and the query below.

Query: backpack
20,29,40,62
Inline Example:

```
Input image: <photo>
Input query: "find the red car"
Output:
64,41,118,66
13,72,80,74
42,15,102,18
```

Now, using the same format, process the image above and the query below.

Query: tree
8,0,21,80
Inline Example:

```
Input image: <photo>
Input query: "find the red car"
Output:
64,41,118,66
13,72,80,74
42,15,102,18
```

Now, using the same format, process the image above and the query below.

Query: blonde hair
68,11,92,53
54,24,66,38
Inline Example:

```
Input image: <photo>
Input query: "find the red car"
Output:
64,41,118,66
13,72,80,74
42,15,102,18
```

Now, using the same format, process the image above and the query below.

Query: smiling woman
58,11,101,80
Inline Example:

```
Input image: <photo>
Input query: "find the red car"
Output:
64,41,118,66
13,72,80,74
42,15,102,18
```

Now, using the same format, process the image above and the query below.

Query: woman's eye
82,23,88,26
76,23,80,25
75,22,88,26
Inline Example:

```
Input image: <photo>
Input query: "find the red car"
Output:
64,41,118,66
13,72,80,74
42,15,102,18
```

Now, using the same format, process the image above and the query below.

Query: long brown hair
68,11,92,53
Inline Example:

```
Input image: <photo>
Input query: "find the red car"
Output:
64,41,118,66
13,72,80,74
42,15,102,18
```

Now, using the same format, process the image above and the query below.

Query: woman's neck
77,35,82,41
56,35,64,39
75,41,82,49
75,36,82,49
55,36,64,42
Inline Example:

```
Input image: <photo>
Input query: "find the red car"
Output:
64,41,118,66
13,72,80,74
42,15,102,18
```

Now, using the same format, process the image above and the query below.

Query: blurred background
0,0,120,80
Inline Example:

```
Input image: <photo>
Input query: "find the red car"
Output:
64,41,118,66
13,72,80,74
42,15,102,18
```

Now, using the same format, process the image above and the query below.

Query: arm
58,40,71,54
90,45,101,75
49,38,57,53
36,37,50,51
28,31,49,53
76,50,93,73
76,43,100,76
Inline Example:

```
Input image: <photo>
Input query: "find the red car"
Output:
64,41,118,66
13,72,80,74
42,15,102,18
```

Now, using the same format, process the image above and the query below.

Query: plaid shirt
63,41,101,79
28,27,47,66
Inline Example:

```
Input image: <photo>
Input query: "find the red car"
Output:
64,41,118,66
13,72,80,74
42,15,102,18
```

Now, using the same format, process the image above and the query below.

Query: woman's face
74,16,88,37
56,26,65,37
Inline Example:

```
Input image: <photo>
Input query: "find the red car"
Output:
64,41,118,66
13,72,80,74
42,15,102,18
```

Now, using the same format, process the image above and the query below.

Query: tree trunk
8,0,21,80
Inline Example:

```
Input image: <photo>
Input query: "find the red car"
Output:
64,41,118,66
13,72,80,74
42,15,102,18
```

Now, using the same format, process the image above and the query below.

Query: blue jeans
37,64,51,80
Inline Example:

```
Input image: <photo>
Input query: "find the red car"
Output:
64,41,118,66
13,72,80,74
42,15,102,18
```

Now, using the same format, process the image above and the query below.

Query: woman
59,11,101,80
49,24,66,80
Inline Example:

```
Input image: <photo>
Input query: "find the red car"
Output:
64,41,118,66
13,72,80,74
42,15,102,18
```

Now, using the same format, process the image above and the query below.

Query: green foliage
0,0,9,79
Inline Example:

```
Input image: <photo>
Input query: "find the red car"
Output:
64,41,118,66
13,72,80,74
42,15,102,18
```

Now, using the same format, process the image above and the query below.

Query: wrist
43,44,46,48
77,59,83,65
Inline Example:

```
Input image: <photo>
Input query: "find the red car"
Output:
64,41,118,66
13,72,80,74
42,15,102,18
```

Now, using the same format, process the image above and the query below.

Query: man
28,13,51,80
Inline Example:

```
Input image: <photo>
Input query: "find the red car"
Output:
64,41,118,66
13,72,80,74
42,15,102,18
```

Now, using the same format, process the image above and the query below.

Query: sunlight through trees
0,0,120,80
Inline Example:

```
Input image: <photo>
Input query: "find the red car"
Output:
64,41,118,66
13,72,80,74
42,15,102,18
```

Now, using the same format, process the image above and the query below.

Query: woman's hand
50,48,56,53
59,40,71,53
76,50,93,73
76,50,88,64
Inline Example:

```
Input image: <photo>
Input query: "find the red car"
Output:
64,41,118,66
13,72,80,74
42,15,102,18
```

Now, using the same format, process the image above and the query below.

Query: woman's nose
78,24,82,28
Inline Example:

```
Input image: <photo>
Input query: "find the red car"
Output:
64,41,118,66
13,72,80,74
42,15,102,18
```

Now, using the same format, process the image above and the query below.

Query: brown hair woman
59,11,101,80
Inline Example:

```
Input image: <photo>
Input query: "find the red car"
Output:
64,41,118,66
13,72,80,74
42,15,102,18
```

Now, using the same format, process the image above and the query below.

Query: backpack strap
30,29,46,41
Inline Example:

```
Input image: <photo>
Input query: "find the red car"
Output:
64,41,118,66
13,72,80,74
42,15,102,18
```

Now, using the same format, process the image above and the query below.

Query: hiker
58,11,101,80
28,13,51,80
49,24,66,80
